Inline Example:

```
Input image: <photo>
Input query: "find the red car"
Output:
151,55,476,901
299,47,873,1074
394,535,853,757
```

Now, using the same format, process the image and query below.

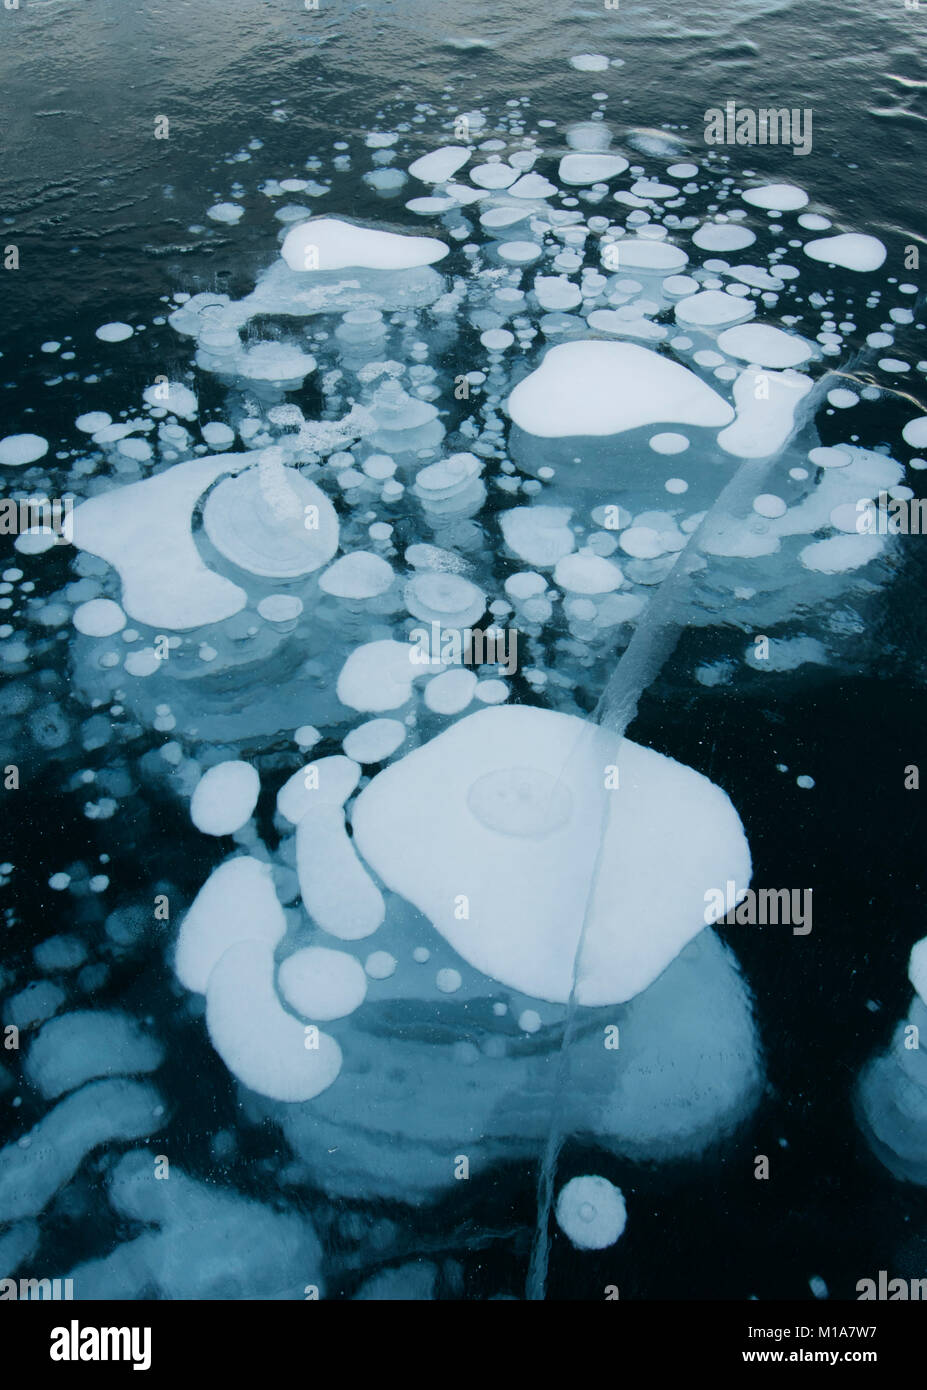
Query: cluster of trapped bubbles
0,76,925,1299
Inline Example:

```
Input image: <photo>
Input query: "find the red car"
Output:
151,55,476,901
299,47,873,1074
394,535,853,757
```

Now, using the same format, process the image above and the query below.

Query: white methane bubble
555,1176,627,1250
189,759,260,836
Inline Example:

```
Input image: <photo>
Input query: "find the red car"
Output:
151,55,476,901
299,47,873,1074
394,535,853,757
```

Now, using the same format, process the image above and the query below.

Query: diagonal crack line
525,365,835,1300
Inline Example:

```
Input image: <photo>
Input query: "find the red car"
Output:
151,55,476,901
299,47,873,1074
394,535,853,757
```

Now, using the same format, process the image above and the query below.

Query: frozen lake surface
0,0,926,1302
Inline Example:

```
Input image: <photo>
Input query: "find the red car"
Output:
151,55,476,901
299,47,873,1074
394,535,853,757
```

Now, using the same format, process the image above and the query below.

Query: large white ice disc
351,705,750,1005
